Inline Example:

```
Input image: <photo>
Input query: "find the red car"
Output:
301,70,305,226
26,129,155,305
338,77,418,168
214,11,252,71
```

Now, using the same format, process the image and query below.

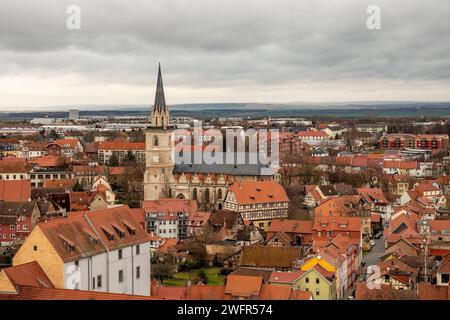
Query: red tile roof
0,158,29,173
142,198,198,216
417,283,449,300
52,139,81,150
268,219,314,234
1,261,54,289
228,181,289,205
36,205,150,262
43,179,76,189
186,285,226,300
30,156,66,167
371,213,381,223
313,216,362,233
0,285,158,300
0,180,31,202
297,131,329,137
99,141,145,151
269,271,304,284
225,275,263,297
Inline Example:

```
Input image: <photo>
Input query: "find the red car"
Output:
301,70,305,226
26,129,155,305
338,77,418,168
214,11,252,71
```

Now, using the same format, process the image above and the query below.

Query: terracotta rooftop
0,158,29,173
36,205,150,262
228,180,289,205
1,261,54,290
142,198,198,216
417,283,449,300
268,219,314,234
51,138,81,150
0,180,31,202
225,275,263,297
240,246,301,269
98,141,145,151
355,282,417,300
30,155,66,167
0,285,158,300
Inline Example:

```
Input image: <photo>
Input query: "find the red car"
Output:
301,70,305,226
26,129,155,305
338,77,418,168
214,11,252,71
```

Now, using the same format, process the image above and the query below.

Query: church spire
154,63,166,109
151,63,169,128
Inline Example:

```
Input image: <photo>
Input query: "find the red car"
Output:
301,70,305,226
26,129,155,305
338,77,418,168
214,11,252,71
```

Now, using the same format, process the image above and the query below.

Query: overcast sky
0,0,449,110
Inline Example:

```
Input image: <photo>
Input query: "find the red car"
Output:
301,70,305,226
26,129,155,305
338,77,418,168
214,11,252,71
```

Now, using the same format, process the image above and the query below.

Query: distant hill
2,102,450,120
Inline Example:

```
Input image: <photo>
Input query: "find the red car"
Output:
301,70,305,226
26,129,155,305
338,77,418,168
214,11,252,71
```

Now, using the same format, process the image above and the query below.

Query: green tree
151,262,175,281
123,150,136,164
48,129,60,141
108,152,119,167
73,180,84,192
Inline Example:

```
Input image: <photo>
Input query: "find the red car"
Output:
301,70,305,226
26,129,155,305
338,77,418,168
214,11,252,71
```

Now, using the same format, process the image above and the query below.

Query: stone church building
143,64,280,210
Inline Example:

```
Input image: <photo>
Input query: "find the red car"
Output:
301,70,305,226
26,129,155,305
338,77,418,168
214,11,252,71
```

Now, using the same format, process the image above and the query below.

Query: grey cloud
0,0,449,108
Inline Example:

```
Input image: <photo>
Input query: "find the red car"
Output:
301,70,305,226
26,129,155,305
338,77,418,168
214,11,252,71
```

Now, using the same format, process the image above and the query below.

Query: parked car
370,239,376,246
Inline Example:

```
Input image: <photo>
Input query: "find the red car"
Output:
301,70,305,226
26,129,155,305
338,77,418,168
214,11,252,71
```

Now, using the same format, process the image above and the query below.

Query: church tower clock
143,64,175,200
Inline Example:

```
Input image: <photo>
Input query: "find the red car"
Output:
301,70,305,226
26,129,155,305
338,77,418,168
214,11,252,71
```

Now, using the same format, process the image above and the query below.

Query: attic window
84,228,99,245
58,234,75,252
256,187,261,192
112,223,126,239
268,194,274,198
123,220,137,236
101,226,115,241
249,195,255,200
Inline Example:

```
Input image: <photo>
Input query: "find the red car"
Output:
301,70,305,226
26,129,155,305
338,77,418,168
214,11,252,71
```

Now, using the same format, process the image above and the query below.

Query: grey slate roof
173,163,274,176
154,63,166,109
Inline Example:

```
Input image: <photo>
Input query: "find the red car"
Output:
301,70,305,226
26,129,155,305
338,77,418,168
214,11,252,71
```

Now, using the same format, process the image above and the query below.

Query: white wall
63,242,151,296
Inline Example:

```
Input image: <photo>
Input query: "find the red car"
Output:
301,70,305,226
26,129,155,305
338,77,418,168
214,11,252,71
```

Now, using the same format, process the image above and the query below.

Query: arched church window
153,135,159,147
217,189,223,200
204,188,210,203
193,188,198,201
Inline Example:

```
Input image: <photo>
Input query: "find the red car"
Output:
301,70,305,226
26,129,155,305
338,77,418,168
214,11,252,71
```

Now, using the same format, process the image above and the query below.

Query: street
363,235,385,267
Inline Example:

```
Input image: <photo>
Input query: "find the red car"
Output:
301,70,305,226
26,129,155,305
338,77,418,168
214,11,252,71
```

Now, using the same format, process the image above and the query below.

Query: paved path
363,235,385,267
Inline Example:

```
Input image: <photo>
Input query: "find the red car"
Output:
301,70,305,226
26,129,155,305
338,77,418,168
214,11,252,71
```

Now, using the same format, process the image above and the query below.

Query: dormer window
101,226,115,241
123,220,137,236
112,223,126,239
84,228,99,245
58,234,75,252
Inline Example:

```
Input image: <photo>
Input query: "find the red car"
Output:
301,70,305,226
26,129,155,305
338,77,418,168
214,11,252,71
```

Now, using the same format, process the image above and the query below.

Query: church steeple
151,63,169,128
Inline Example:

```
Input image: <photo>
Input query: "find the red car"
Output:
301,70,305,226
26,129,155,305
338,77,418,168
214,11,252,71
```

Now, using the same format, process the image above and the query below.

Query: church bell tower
143,64,175,201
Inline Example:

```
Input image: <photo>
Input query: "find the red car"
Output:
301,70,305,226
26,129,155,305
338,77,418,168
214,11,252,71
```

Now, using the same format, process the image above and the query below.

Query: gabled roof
0,285,157,300
259,284,311,300
0,180,31,202
417,283,449,300
186,285,226,300
30,156,66,167
268,219,314,234
240,246,301,269
0,158,29,173
313,216,362,233
355,282,417,300
228,181,289,205
142,198,198,215
51,138,81,149
36,205,150,262
269,270,304,284
1,261,54,289
0,201,38,218
225,275,263,297
98,141,145,151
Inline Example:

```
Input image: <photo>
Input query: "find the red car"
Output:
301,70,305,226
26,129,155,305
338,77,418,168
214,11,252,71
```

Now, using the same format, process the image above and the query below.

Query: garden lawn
162,267,225,287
